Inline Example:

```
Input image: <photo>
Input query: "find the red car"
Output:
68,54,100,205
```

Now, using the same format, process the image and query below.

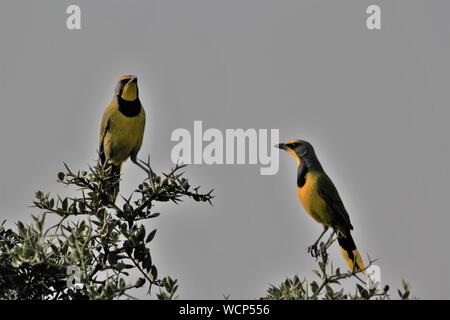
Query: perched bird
99,75,146,201
276,139,365,272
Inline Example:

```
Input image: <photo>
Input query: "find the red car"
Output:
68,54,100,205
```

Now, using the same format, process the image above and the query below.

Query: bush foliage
264,234,413,300
0,159,212,299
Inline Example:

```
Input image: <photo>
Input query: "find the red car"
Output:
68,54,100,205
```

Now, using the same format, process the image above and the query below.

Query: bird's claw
307,244,319,258
307,242,328,259
319,243,328,260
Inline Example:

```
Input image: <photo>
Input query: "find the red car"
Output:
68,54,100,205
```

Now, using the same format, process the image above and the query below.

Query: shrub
0,159,213,300
264,234,414,300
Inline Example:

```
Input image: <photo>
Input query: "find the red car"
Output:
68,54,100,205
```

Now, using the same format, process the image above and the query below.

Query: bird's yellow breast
297,171,330,226
102,103,146,165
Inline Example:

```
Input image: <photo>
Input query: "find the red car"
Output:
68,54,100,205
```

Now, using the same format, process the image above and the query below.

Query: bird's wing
317,173,353,230
99,104,114,164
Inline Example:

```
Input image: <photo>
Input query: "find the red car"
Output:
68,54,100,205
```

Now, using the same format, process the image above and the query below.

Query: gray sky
0,0,449,299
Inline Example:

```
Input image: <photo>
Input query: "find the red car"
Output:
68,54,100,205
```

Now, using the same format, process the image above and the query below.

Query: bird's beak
128,76,138,84
275,143,287,150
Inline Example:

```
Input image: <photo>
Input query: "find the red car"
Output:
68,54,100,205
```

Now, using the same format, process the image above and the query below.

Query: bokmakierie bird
276,139,365,272
99,75,146,201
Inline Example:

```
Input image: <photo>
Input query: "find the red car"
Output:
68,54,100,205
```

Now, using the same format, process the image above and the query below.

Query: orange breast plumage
297,172,331,226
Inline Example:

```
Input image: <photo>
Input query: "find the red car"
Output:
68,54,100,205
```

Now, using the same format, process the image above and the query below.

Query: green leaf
135,226,146,242
62,198,68,211
149,265,158,282
146,229,157,243
115,262,125,271
357,284,369,299
50,244,59,254
133,246,146,261
164,278,172,292
57,172,65,181
335,268,341,277
325,285,333,296
96,208,106,220
135,278,146,288
108,252,119,265
310,281,319,293
142,254,152,271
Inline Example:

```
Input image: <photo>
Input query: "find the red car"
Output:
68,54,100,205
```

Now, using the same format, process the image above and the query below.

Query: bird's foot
318,242,328,260
307,242,329,259
307,244,320,258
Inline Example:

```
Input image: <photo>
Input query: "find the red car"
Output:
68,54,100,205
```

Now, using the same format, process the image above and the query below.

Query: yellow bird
99,75,146,201
276,139,365,272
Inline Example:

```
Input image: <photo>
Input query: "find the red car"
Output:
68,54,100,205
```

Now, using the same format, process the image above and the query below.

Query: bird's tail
108,163,121,202
99,153,121,204
337,232,366,274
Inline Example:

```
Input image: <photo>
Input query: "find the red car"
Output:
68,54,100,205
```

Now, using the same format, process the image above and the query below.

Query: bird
276,139,365,272
99,75,146,202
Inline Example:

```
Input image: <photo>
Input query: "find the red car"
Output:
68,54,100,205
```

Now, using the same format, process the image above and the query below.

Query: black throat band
118,97,142,117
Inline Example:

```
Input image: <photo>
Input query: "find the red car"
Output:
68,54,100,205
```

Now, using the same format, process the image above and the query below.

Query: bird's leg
324,230,337,247
131,154,155,189
307,227,329,258
319,230,337,259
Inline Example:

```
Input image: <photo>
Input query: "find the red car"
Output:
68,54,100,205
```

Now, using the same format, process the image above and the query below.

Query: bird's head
115,75,139,101
275,139,314,166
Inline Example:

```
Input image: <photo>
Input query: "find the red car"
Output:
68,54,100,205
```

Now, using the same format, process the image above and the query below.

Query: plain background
0,0,449,299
